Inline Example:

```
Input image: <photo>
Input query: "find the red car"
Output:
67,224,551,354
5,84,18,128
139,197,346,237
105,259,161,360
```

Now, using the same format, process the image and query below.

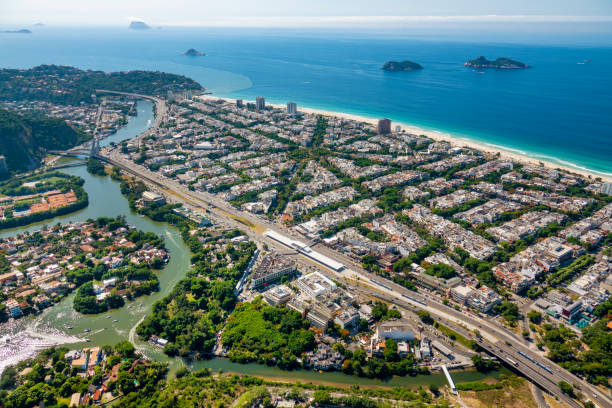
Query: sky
2,0,612,27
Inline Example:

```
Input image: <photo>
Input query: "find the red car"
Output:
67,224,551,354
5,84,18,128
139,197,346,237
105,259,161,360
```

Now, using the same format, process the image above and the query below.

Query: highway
93,93,609,408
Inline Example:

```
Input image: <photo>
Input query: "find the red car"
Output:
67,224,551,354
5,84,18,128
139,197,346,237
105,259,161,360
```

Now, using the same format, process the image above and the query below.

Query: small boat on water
113,318,118,322
106,315,111,319
84,328,91,333
66,325,73,329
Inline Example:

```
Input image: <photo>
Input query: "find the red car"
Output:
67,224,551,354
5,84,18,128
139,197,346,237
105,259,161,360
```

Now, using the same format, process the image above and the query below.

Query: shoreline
200,95,612,183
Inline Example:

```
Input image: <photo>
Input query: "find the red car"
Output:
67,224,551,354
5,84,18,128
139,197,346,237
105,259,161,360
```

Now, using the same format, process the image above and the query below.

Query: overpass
98,151,593,407
92,89,608,408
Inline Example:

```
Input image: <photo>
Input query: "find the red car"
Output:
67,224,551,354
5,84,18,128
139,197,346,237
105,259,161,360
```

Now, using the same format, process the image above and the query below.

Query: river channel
0,100,508,387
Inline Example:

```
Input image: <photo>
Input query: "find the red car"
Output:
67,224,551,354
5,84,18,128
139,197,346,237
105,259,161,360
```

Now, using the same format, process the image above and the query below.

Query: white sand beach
199,95,612,183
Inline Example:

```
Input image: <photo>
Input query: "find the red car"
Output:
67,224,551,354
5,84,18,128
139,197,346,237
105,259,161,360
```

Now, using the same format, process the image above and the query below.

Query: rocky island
381,60,423,71
184,48,206,56
129,21,151,30
465,56,528,69
0,29,32,34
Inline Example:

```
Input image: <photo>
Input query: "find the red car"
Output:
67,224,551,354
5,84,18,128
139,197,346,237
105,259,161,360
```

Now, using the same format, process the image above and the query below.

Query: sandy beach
200,95,612,183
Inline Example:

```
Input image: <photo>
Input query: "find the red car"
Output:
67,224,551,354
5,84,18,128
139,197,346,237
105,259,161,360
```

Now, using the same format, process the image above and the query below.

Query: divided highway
93,92,610,408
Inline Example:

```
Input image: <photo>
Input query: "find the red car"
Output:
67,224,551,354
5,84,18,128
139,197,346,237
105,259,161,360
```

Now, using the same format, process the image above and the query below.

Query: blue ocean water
1,27,611,176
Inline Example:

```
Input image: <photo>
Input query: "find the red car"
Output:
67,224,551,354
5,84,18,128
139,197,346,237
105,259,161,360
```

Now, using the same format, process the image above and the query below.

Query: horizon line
6,14,612,28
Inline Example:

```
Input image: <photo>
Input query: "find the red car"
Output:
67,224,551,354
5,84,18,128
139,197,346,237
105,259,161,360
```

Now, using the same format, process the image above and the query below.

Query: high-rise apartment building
256,96,266,110
287,102,297,114
377,118,392,134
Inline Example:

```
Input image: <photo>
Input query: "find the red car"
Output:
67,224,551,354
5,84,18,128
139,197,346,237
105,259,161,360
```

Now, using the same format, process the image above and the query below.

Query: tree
417,310,434,325
472,355,500,372
313,390,332,405
287,330,315,355
362,254,377,266
383,338,399,362
151,256,164,269
86,158,106,176
387,309,402,319
527,310,542,324
0,366,16,390
425,263,456,279
558,381,575,397
358,318,369,333
429,383,439,396
371,301,388,321
494,301,519,325
115,341,135,359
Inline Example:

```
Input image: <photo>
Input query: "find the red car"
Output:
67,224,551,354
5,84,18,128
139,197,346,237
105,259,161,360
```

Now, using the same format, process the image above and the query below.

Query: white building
297,272,337,298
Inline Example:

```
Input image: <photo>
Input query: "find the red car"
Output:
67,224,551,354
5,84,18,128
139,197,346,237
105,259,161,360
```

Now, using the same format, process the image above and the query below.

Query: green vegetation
417,310,434,325
493,301,520,326
545,255,595,286
433,198,487,218
465,56,528,69
472,355,501,372
0,171,80,196
136,229,256,358
452,247,497,288
371,301,402,321
338,342,424,379
0,344,450,408
0,172,88,230
119,176,192,226
73,264,159,314
592,295,612,318
527,311,542,324
86,157,106,176
456,381,503,391
381,60,424,71
424,263,456,279
222,299,314,368
0,65,203,105
558,380,575,397
0,342,167,408
0,109,90,172
49,216,166,313
434,322,472,349
541,321,612,386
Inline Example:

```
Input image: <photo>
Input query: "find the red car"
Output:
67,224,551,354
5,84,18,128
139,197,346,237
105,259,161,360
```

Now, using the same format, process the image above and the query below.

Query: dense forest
136,228,257,358
0,65,204,105
0,109,90,171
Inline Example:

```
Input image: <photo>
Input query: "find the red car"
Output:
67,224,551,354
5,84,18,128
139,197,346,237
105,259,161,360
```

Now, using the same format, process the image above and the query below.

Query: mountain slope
0,109,90,171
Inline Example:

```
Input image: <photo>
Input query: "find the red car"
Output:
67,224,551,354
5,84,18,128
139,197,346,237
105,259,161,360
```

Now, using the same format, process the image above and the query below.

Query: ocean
1,26,611,176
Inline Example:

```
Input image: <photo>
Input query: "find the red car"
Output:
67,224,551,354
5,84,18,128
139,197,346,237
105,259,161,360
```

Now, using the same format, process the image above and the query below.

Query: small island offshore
0,29,32,34
184,48,206,56
465,56,529,69
129,21,151,30
381,60,423,71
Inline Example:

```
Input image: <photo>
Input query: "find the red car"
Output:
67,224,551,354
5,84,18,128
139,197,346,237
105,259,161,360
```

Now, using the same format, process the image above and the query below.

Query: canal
0,100,509,387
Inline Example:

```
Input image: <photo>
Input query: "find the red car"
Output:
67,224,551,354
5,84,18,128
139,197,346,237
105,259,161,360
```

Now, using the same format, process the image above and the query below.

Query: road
93,93,608,408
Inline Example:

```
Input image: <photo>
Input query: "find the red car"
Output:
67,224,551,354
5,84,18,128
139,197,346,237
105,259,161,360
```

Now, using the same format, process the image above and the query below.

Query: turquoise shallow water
1,27,611,175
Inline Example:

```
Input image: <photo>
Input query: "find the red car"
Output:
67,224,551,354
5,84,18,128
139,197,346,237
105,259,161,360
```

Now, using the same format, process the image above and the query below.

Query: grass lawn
459,375,537,408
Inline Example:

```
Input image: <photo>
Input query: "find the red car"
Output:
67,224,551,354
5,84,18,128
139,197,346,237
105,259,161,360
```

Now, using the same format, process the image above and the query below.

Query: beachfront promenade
89,90,609,408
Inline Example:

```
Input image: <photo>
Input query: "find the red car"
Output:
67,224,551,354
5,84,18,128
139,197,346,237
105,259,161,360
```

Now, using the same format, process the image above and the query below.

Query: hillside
0,65,204,105
0,109,90,171
464,56,528,69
